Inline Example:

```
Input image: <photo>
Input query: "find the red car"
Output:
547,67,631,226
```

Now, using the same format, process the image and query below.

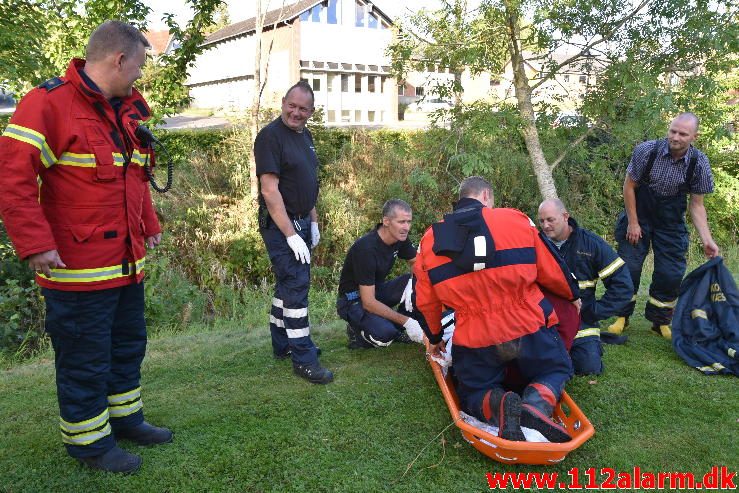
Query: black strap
639,143,660,186
683,154,698,192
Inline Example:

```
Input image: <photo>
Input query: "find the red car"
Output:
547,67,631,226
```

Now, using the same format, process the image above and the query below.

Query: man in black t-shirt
254,81,332,384
337,199,424,348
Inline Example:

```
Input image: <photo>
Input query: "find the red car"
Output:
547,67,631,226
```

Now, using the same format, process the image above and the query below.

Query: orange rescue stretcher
425,345,595,465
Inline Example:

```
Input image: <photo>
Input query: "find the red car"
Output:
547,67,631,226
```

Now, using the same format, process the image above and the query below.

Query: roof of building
144,30,172,55
203,0,393,47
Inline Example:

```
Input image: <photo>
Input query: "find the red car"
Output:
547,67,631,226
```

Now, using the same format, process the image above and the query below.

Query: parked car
0,86,16,113
409,98,453,112
552,111,589,128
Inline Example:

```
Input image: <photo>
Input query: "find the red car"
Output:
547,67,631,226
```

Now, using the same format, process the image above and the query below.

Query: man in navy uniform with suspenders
609,113,720,339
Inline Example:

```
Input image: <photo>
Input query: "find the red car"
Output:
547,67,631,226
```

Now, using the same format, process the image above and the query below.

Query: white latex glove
402,317,425,344
399,277,414,312
286,234,311,264
310,221,320,249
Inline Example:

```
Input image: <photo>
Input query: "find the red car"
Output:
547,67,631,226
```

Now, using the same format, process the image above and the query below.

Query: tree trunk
249,0,264,202
504,2,558,200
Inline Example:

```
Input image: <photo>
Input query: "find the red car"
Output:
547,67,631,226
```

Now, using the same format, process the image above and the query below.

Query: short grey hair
86,21,150,62
382,199,412,219
674,112,700,132
458,176,492,201
538,198,568,214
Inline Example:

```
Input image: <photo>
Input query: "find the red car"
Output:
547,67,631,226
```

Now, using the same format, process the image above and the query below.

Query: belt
288,213,310,221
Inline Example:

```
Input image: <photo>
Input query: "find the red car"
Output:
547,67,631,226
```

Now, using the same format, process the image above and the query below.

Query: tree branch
549,126,595,171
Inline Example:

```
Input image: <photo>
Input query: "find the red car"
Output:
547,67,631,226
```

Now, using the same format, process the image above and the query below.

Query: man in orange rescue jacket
414,176,580,442
0,21,169,473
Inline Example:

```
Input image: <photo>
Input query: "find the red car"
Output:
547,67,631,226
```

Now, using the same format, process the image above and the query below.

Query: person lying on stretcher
413,176,582,443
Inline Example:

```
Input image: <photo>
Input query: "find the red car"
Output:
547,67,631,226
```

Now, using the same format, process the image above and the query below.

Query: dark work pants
615,210,688,325
336,274,411,346
261,217,319,365
43,282,147,458
453,326,573,423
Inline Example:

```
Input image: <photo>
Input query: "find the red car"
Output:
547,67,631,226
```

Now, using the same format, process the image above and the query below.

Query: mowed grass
1,256,738,492
2,321,737,491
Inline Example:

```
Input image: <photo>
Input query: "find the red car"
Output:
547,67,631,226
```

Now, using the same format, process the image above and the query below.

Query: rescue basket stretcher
424,339,595,465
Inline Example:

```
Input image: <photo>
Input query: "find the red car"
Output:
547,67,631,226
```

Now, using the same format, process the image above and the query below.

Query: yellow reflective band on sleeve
712,362,726,371
61,423,112,446
3,124,58,167
691,309,708,319
648,296,677,309
57,152,97,167
598,257,626,279
578,280,596,289
631,295,637,301
59,408,109,433
696,366,715,372
728,348,736,358
108,386,141,405
575,328,600,339
42,257,145,283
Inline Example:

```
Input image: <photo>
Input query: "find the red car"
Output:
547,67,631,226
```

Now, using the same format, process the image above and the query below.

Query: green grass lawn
2,254,738,492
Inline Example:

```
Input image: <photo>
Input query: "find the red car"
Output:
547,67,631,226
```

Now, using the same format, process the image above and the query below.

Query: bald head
672,112,699,133
538,198,571,242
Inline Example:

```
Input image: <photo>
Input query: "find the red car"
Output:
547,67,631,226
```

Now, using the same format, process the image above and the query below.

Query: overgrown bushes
1,120,737,358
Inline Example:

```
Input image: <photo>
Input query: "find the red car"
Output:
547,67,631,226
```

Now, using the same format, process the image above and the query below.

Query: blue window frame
327,0,338,24
312,4,323,22
355,1,365,27
300,9,310,21
368,12,378,28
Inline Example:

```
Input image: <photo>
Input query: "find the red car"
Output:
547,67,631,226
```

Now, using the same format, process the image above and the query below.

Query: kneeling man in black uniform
337,199,424,348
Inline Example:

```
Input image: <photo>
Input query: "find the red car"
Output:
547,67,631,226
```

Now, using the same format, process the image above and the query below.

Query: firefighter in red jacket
414,177,581,442
0,21,170,474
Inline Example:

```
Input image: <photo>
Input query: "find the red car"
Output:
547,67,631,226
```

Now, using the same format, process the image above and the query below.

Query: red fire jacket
0,59,160,291
414,203,578,348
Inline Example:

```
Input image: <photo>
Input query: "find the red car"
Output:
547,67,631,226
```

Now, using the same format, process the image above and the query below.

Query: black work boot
115,421,173,446
521,385,571,443
346,324,373,349
78,446,142,474
498,391,526,441
293,362,334,384
274,347,322,360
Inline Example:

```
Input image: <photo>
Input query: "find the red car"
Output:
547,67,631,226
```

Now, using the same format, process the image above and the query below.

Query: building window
355,110,362,122
354,74,362,93
327,75,333,92
490,78,501,87
380,20,389,29
381,110,385,121
300,10,309,21
328,110,336,122
380,76,386,93
341,110,350,122
312,78,321,92
341,74,349,92
368,12,378,28
368,76,376,93
312,4,323,22
579,75,587,84
327,0,338,24
355,1,365,27
416,86,425,97
398,84,404,96
368,110,376,122
563,74,570,83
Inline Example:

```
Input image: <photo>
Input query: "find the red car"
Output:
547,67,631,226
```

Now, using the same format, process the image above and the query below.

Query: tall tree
389,0,738,199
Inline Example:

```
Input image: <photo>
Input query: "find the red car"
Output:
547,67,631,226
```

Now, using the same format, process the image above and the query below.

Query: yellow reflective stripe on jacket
598,257,625,279
729,348,736,358
42,257,145,283
108,386,143,418
2,124,58,167
575,327,600,338
57,152,97,167
691,309,708,319
59,408,109,433
648,296,677,309
578,280,596,289
113,150,149,167
61,423,112,446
